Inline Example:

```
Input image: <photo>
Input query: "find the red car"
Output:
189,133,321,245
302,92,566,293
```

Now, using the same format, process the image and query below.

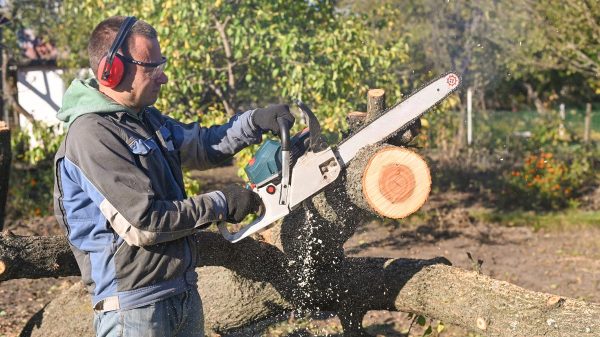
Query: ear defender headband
97,16,137,88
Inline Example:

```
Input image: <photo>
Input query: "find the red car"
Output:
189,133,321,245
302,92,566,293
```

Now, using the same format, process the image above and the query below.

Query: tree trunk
6,233,599,337
453,100,466,156
584,103,591,143
6,141,600,337
524,82,545,114
0,122,10,230
346,111,367,134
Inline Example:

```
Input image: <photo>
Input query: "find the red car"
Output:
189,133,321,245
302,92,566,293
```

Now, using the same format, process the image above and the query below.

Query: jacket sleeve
63,116,228,247
165,109,263,170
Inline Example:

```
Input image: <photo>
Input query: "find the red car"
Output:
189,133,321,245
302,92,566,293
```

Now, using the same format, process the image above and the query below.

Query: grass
485,109,600,135
468,109,600,150
469,208,600,231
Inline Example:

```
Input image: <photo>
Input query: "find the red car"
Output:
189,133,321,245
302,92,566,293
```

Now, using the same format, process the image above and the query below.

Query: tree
340,0,507,154
51,0,413,131
523,0,599,92
485,0,599,111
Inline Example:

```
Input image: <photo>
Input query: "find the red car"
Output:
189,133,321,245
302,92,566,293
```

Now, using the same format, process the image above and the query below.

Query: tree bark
0,231,79,281
366,89,385,123
346,111,367,134
584,102,591,143
0,122,10,230
7,232,600,337
524,82,545,114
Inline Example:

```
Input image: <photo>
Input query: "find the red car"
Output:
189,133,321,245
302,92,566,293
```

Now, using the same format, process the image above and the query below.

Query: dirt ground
1,166,599,337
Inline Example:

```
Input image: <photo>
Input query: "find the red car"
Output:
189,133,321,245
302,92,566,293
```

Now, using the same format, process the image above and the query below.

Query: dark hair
87,16,157,78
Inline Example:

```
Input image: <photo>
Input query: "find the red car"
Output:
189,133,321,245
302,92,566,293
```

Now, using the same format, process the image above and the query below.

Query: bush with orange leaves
501,150,593,210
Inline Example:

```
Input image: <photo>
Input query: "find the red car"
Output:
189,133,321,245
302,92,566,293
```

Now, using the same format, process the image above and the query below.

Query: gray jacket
53,78,261,310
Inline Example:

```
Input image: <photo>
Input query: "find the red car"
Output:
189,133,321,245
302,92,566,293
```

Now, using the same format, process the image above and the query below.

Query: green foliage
472,208,600,230
47,0,415,183
0,1,61,56
11,123,63,164
8,123,64,219
5,0,597,218
487,0,600,97
182,170,202,197
52,0,411,125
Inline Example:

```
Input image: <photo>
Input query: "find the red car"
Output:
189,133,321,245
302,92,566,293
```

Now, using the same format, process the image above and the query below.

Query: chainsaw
218,72,461,243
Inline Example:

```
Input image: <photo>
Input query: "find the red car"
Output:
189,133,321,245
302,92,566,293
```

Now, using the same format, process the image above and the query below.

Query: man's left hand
252,104,295,136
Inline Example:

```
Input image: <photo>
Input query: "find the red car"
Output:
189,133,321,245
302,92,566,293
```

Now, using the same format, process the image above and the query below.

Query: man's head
88,16,168,111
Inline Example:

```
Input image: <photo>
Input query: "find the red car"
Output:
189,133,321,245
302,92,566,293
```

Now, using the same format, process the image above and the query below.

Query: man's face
117,34,168,110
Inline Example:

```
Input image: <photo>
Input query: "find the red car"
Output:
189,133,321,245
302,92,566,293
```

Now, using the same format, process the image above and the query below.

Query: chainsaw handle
277,117,291,205
277,117,290,151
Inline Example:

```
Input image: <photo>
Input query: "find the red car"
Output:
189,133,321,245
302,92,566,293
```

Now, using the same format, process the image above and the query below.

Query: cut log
345,145,430,218
362,146,430,218
0,122,10,230
387,118,422,146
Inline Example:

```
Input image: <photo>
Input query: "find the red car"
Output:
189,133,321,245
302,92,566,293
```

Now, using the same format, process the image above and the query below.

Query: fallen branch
5,232,599,337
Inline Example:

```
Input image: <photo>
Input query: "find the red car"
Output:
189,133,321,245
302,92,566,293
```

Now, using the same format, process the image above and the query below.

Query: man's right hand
221,184,262,223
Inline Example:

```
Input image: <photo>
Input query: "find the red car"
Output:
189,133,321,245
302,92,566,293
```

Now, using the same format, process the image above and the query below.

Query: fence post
467,87,473,146
0,121,10,230
558,103,566,139
584,103,592,144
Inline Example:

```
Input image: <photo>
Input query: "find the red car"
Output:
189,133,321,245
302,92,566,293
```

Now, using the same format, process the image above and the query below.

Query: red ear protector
97,16,137,88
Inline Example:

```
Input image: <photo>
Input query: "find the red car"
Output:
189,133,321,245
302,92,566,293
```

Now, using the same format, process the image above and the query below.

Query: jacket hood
57,78,136,127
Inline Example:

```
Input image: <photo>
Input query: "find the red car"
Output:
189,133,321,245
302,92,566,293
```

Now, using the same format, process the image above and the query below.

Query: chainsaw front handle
277,117,291,206
277,117,290,151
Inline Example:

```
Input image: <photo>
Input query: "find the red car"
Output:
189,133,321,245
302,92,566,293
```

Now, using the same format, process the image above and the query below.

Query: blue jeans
94,288,204,337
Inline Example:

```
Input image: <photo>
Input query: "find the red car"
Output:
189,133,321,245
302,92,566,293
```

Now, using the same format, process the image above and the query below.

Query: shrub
501,149,593,210
8,122,64,219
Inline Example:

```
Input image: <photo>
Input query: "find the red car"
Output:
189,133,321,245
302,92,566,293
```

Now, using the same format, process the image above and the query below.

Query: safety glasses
118,54,167,79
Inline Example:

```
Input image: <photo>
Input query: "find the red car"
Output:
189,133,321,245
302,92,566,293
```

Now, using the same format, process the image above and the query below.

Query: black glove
252,104,295,136
221,184,262,223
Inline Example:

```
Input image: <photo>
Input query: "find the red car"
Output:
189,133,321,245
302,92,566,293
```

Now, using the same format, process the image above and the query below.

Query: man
53,16,294,337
